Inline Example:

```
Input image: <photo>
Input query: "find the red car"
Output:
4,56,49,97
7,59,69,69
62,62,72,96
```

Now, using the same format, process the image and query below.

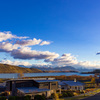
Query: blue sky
0,0,100,68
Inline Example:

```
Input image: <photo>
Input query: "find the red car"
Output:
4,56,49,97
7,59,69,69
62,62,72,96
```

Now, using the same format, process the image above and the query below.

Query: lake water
0,72,94,79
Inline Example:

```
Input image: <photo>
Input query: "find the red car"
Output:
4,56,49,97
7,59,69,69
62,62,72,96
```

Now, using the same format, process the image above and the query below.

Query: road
82,92,100,100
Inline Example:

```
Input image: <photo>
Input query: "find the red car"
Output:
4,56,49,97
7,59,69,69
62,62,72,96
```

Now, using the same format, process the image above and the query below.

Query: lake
0,72,94,79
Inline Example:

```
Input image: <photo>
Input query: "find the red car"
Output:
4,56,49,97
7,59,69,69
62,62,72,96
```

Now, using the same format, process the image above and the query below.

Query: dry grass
0,63,42,73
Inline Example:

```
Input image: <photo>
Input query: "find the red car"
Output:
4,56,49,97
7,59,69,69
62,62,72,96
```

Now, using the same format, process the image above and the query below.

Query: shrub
0,96,6,100
8,96,31,100
49,93,55,99
9,96,16,100
62,93,68,97
67,91,74,97
34,95,45,100
42,94,46,100
58,93,63,98
15,96,19,100
24,95,31,100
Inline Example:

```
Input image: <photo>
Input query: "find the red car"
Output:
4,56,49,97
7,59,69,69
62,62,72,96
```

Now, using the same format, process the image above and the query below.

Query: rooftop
35,80,59,83
7,78,59,83
17,87,50,93
59,81,84,86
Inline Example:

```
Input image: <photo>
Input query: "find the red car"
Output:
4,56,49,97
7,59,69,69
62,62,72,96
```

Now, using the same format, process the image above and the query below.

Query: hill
81,69,100,74
0,63,43,73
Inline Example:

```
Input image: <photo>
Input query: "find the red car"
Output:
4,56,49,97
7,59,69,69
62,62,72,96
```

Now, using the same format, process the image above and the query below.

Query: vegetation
34,95,46,100
0,79,6,83
7,96,31,100
0,95,31,100
82,69,100,74
59,88,100,100
49,91,74,99
0,63,42,73
0,96,6,100
25,75,93,81
9,96,16,100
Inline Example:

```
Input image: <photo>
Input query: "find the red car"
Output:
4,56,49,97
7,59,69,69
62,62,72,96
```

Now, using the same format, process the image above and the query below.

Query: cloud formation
15,39,51,46
0,31,28,42
0,31,100,69
11,47,59,60
0,60,32,66
45,53,100,68
76,61,100,68
48,53,78,66
96,52,100,55
15,38,42,46
0,31,57,61
40,41,51,45
0,42,19,52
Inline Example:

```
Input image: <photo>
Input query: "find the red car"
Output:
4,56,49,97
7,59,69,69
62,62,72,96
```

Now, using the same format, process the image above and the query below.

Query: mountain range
0,63,94,73
31,65,77,71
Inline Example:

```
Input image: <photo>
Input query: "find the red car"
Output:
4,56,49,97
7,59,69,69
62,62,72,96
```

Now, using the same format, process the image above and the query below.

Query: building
6,78,60,98
59,80,84,91
0,82,6,93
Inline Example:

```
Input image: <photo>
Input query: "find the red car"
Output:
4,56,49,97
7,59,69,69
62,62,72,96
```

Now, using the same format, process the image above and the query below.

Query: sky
0,0,100,68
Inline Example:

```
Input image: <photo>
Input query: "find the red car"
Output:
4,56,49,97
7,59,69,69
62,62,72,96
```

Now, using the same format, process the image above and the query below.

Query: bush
34,95,46,100
42,94,46,100
62,91,74,97
48,93,55,99
58,93,63,98
24,95,31,100
0,96,6,100
8,96,31,100
62,93,68,97
67,91,74,97
15,96,19,100
9,96,16,100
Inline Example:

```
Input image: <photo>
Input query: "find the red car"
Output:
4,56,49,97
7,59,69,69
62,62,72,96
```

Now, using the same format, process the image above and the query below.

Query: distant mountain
31,66,77,71
18,65,94,73
76,67,94,72
0,63,43,73
18,65,28,68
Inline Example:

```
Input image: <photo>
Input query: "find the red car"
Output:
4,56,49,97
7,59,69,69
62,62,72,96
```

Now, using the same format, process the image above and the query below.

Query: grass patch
59,95,89,100
59,88,100,100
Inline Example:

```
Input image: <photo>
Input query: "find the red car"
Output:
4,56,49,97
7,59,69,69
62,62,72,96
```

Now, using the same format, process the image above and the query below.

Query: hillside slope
0,63,43,73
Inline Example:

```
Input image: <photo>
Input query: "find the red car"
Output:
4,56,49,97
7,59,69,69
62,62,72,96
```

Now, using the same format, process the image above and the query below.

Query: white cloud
0,60,32,66
1,31,100,69
11,47,59,60
0,31,28,42
15,38,42,46
48,53,78,66
45,53,100,69
40,41,51,46
0,31,56,61
76,61,100,69
0,42,19,52
33,63,52,66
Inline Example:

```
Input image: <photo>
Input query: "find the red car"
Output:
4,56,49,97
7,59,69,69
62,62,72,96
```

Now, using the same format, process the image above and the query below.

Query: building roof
35,80,59,83
0,82,6,88
96,79,100,83
58,81,66,86
59,81,84,86
6,79,35,82
17,87,50,94
7,79,59,83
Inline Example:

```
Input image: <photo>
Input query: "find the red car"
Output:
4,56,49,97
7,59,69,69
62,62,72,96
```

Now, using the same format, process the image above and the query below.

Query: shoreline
0,70,79,74
0,75,93,83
